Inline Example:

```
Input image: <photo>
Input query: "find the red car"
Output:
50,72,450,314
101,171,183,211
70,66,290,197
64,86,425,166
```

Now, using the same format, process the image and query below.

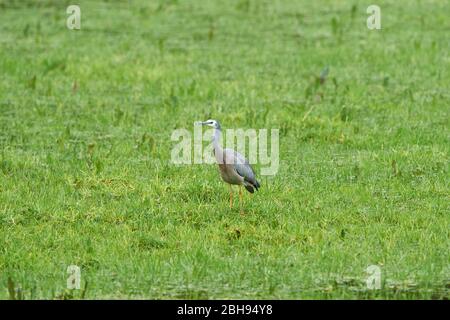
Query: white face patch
205,120,218,128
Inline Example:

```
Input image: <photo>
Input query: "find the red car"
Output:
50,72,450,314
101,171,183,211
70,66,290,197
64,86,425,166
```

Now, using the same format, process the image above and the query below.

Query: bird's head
195,119,221,130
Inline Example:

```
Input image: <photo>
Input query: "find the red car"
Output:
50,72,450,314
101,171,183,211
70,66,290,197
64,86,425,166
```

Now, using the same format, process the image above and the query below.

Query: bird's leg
239,185,244,215
229,184,233,209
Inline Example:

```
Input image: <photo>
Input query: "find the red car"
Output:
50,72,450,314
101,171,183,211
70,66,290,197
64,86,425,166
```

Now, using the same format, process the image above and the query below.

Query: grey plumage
226,149,260,193
196,119,260,209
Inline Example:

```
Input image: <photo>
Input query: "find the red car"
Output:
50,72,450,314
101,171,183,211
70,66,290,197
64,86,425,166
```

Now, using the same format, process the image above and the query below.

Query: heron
196,119,260,211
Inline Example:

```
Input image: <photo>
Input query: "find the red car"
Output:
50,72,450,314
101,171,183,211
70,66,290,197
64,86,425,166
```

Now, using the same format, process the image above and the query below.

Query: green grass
0,0,449,299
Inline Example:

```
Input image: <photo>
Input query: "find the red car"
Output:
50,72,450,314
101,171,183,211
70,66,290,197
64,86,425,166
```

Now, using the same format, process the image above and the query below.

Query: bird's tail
244,185,254,193
244,180,260,193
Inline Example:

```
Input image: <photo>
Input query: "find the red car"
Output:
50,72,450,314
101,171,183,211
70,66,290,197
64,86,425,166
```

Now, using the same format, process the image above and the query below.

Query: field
0,0,449,299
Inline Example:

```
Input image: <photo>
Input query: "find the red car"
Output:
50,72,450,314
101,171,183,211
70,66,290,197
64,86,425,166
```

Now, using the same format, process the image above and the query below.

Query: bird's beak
194,121,208,126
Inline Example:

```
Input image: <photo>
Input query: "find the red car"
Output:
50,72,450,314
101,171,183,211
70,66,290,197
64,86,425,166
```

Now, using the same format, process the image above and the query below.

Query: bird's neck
212,128,223,160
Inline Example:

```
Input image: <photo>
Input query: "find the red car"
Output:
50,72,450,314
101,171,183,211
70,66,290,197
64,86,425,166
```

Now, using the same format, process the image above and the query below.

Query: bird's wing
224,149,258,186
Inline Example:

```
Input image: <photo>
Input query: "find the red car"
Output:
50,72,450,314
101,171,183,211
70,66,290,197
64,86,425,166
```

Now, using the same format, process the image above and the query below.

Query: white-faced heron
196,119,260,211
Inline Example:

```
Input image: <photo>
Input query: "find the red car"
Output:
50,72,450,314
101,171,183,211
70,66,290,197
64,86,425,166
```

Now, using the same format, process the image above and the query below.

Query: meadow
0,0,449,299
